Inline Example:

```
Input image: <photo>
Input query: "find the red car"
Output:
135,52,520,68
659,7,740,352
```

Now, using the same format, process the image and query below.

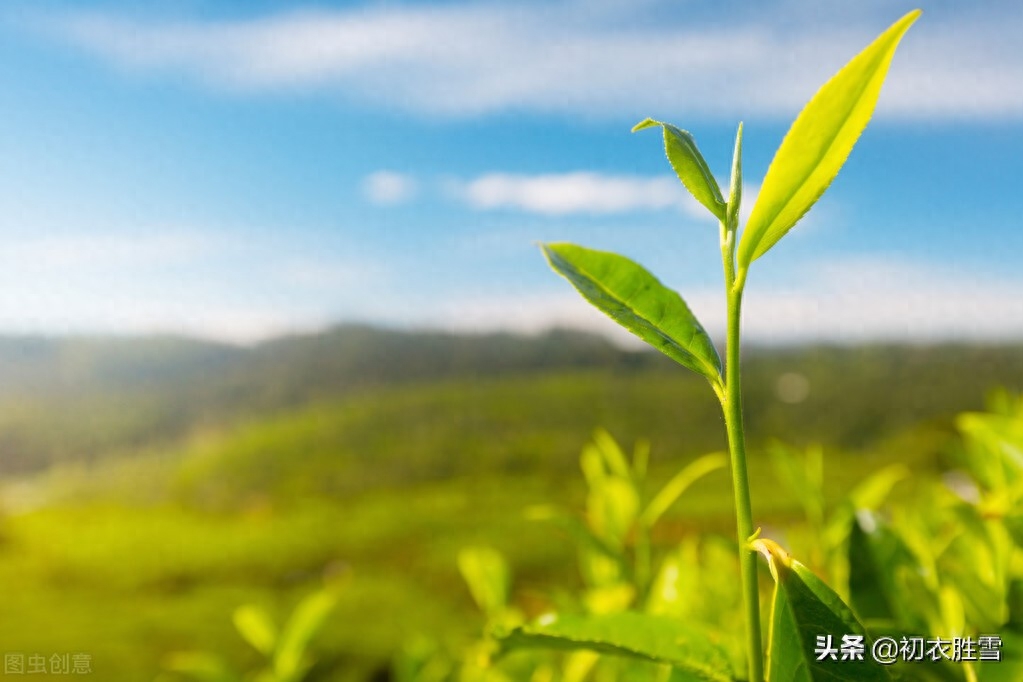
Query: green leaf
592,428,633,481
754,539,891,681
641,452,727,527
274,589,337,682
633,118,726,221
496,612,734,682
163,652,238,682
956,411,1023,490
588,476,640,548
938,505,1010,630
542,243,721,383
458,546,511,617
824,464,908,548
726,122,743,229
233,605,278,657
978,629,1023,682
847,512,931,633
737,10,920,268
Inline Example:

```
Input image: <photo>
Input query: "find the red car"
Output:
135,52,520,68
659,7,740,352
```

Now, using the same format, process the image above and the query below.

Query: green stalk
720,222,763,682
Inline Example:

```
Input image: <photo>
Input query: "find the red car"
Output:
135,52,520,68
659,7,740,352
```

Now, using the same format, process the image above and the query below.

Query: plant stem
721,224,763,682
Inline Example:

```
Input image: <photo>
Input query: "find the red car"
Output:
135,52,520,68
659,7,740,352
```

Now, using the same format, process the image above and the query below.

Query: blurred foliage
408,392,1023,682
0,330,1021,679
0,328,1021,475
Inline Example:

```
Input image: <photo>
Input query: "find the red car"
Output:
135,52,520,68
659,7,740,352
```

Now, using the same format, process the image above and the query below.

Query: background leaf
847,512,931,632
633,118,726,221
233,605,278,657
738,10,920,268
274,589,337,682
163,652,238,682
542,243,721,383
458,546,511,617
497,612,734,681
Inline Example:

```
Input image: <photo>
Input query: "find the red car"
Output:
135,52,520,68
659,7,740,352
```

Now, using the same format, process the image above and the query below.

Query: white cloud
0,231,374,344
740,258,1023,342
451,172,706,216
362,170,418,206
1,232,209,269
47,3,1023,120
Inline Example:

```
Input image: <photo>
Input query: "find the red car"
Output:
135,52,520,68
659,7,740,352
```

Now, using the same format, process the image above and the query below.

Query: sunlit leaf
588,477,640,547
458,546,511,618
632,438,651,481
233,605,278,657
497,612,733,681
824,464,908,549
738,11,920,268
580,444,607,486
937,505,1010,630
633,118,726,220
274,589,337,682
956,411,1023,491
163,652,237,682
726,122,743,229
755,538,890,681
592,428,633,481
542,243,721,383
641,452,727,527
582,583,636,615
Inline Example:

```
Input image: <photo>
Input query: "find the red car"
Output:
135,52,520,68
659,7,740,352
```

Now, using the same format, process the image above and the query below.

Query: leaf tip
631,118,660,133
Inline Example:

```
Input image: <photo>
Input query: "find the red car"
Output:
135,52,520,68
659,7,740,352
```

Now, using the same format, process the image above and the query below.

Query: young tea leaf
542,243,721,384
754,539,891,681
163,652,238,682
726,122,743,229
274,589,338,682
633,118,726,221
458,546,511,618
592,428,633,481
496,612,734,682
232,605,278,657
737,10,920,268
588,476,640,548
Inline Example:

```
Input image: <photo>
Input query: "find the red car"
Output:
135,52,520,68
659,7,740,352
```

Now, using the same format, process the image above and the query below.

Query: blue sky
0,0,1021,343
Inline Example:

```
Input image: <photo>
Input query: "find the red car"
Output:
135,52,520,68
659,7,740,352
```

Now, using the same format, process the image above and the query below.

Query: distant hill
0,325,1021,475
0,326,651,473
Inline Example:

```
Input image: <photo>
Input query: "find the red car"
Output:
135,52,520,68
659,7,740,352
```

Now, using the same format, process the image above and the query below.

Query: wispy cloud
739,258,1023,342
0,231,374,343
46,2,1023,120
362,170,418,206
450,172,706,216
1,232,209,270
